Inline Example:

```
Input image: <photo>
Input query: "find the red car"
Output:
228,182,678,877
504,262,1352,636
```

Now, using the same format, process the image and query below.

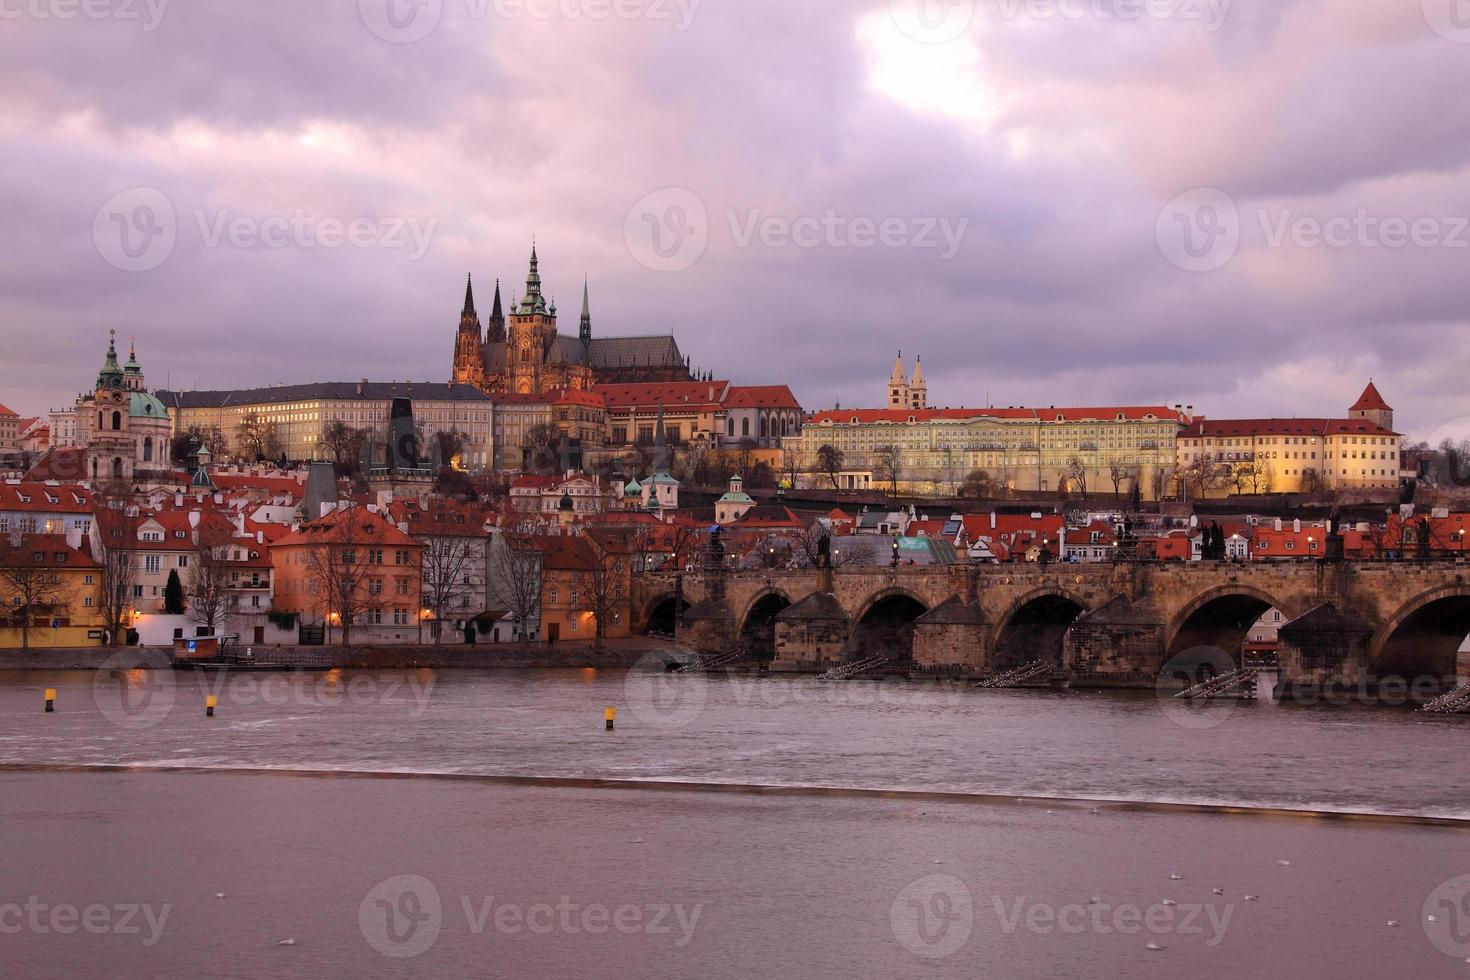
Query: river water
2,666,1469,977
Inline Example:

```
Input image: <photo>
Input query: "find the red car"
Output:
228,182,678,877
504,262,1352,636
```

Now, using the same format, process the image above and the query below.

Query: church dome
129,391,169,420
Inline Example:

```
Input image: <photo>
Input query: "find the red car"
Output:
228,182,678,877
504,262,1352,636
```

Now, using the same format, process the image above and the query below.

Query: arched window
726,418,734,437
143,437,153,462
112,458,123,479
741,418,750,437
91,458,98,479
760,417,767,438
97,412,103,430
111,411,121,431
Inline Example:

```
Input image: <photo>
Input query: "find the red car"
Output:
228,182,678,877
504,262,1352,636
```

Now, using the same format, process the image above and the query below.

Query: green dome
129,391,169,419
718,491,754,505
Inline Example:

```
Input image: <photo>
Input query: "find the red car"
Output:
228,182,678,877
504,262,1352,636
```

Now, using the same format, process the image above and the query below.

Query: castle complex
452,246,694,396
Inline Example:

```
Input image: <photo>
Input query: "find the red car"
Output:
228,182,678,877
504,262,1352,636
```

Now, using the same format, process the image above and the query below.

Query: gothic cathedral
452,246,694,395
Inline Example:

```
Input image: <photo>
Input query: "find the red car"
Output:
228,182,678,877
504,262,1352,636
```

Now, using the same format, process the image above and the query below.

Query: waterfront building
0,532,105,648
269,505,426,644
1176,383,1401,496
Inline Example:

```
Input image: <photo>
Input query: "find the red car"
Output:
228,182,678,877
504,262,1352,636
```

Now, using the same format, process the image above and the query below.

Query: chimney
990,511,997,529
188,511,201,528
1293,519,1301,533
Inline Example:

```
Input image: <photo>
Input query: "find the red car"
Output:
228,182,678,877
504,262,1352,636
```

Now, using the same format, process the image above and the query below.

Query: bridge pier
1065,595,1167,685
772,593,850,671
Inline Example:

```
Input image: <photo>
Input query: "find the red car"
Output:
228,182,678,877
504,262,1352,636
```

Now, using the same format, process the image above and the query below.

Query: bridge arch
991,587,1091,669
736,589,793,663
640,592,689,637
851,588,929,664
1369,585,1470,686
1164,584,1287,665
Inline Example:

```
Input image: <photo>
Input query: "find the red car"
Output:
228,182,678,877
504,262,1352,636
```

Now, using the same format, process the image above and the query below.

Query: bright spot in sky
856,10,1006,132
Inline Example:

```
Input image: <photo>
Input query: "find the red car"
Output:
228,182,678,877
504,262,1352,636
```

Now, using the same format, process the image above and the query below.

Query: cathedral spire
579,279,592,345
462,274,476,317
486,278,506,344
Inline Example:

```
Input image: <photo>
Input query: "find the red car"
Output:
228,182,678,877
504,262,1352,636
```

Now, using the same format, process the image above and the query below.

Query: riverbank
0,638,685,671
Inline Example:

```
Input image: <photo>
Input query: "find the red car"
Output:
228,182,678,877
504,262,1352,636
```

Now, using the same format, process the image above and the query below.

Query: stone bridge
631,561,1470,692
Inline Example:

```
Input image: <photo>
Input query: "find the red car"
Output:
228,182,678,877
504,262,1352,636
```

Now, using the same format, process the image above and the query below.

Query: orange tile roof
0,404,16,418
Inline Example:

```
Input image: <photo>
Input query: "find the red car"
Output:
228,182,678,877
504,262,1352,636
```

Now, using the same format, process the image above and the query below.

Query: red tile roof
22,449,88,483
273,507,420,549
1181,418,1397,438
593,381,730,410
724,386,802,410
0,534,100,569
1350,382,1391,412
0,483,94,513
806,406,1184,425
0,404,16,418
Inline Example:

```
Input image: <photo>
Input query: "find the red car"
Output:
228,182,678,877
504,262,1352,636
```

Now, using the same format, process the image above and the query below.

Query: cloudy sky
3,0,1468,441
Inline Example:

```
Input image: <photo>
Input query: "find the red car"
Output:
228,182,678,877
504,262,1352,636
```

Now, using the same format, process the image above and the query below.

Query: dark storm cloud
1,0,1467,440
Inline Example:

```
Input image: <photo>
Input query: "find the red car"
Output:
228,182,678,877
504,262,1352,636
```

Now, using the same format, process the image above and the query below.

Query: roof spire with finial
521,240,545,315
462,274,477,316
579,278,592,345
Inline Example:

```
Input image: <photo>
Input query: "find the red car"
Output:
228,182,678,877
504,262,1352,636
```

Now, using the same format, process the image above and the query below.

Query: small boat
170,634,320,672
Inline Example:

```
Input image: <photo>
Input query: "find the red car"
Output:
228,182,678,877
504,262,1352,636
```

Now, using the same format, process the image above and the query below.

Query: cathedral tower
452,275,488,388
888,352,909,409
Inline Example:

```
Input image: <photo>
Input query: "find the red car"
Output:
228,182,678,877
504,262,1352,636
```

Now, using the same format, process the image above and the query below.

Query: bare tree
0,533,65,651
1300,467,1322,495
780,447,805,487
237,412,280,462
1108,459,1139,497
873,444,903,497
1064,456,1089,497
1183,458,1226,499
91,480,137,646
576,534,628,643
788,523,877,568
420,534,480,644
1151,464,1176,502
816,444,844,490
488,532,543,641
320,420,367,468
301,507,375,646
188,526,235,636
